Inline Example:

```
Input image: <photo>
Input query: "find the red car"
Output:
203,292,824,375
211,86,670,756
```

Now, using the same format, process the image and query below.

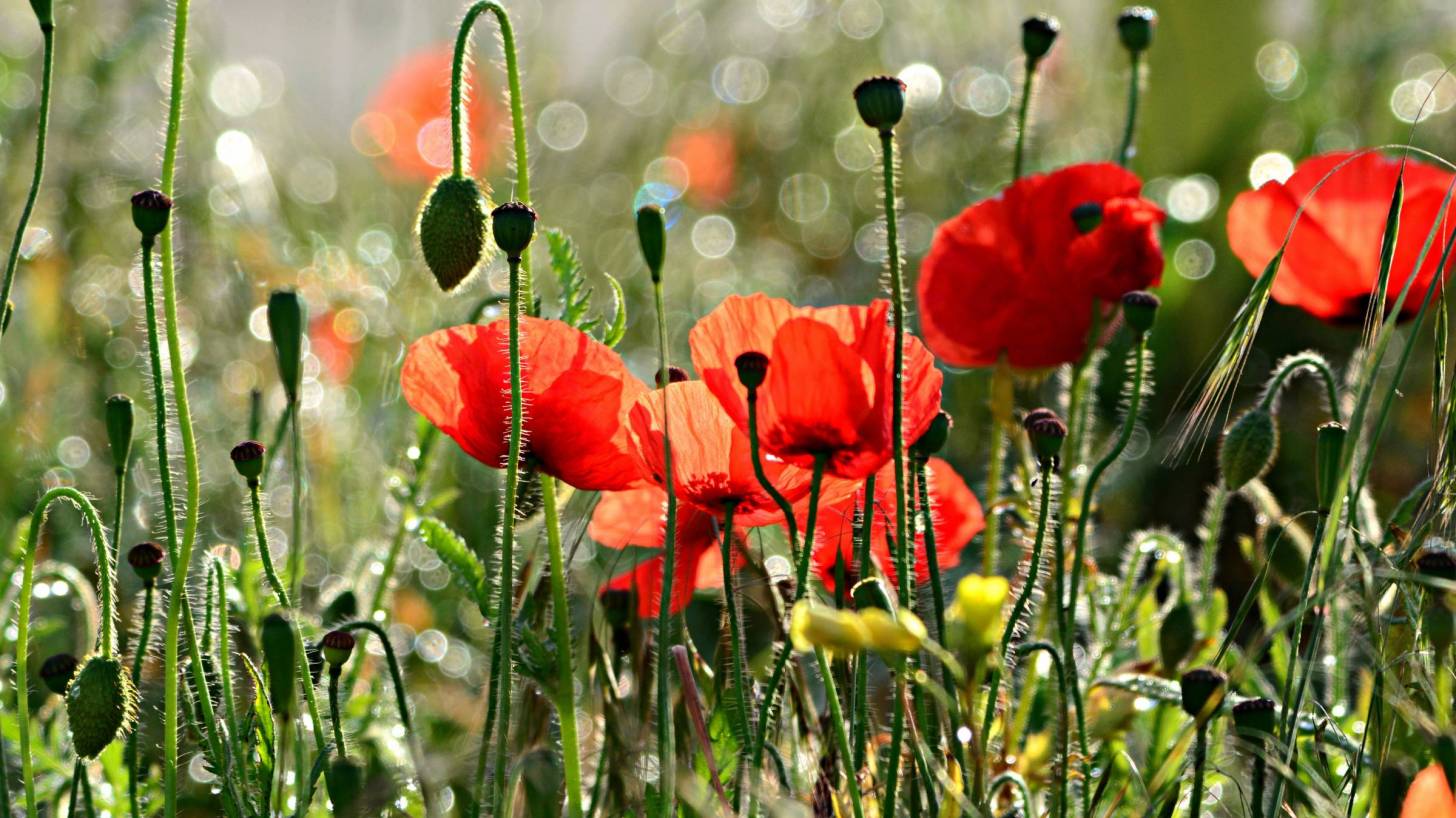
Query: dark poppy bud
321,629,357,670
105,394,135,476
734,351,770,390
261,613,298,718
322,590,358,626
67,655,138,758
851,577,896,613
1071,201,1103,234
491,201,537,260
1178,666,1227,721
327,756,366,817
416,176,490,291
636,205,667,283
267,290,305,403
29,0,52,28
853,75,907,133
1314,421,1346,513
1117,6,1157,53
912,410,953,458
1231,697,1278,744
1021,14,1061,64
1378,761,1414,818
1219,409,1277,491
40,653,78,696
1023,407,1067,468
1424,595,1455,654
1121,290,1161,335
230,440,266,485
1417,544,1456,583
128,541,165,585
655,366,689,387
1158,600,1196,671
130,190,173,241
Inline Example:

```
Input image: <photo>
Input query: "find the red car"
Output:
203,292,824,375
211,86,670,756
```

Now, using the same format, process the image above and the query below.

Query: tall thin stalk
541,474,585,818
814,647,866,818
717,500,753,809
0,17,53,356
650,275,679,818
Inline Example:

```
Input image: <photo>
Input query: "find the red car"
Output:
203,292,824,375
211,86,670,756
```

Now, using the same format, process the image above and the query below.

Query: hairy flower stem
329,669,346,759
1189,722,1209,818
651,276,680,818
287,402,304,598
851,472,875,773
541,474,585,818
452,2,532,295
815,647,866,818
1269,510,1329,811
1012,61,1036,180
718,501,754,808
1117,51,1142,167
0,21,53,356
128,581,155,818
1019,641,1069,818
983,362,1012,576
343,620,431,813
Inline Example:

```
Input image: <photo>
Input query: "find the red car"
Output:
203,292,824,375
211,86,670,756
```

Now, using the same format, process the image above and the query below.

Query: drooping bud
1315,421,1347,513
127,541,165,585
734,351,769,390
1117,6,1157,53
1231,697,1278,745
1178,666,1227,721
1121,291,1161,335
1021,15,1061,65
130,190,173,241
322,590,358,626
491,202,538,261
655,366,689,388
66,655,138,758
636,205,667,282
321,629,357,670
1071,201,1103,234
1158,600,1196,671
105,394,135,476
1023,407,1067,468
230,440,266,486
416,175,489,291
267,290,305,403
852,75,907,133
261,613,298,718
1218,409,1278,491
40,653,78,696
912,410,953,459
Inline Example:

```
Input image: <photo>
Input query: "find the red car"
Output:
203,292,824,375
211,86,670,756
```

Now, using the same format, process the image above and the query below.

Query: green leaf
418,516,490,614
546,228,592,328
601,272,627,348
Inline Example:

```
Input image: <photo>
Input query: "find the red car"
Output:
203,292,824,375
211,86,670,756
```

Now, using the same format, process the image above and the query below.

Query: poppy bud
789,601,871,656
1158,600,1196,671
636,205,667,282
66,655,139,758
1218,409,1277,491
491,201,538,261
734,351,770,390
1121,290,1161,335
416,175,489,291
105,394,135,476
1178,666,1227,721
946,574,1010,665
1070,201,1103,234
1117,6,1157,53
1023,407,1067,468
128,541,165,585
261,613,298,717
1315,421,1347,513
29,0,51,28
322,589,358,626
912,410,953,458
1417,544,1456,583
267,290,305,403
655,366,689,387
851,576,896,613
1378,761,1414,818
860,608,927,655
1021,15,1061,64
230,440,266,486
327,756,366,817
853,75,907,134
1231,697,1278,744
321,629,357,670
1424,594,1456,654
130,190,172,240
40,653,78,696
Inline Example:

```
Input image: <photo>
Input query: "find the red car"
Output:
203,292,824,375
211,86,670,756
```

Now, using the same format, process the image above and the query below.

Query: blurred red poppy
689,294,943,480
363,44,496,181
668,127,736,207
400,318,647,491
809,457,984,593
589,486,727,617
918,163,1165,369
310,310,362,382
1227,151,1456,323
1401,763,1456,818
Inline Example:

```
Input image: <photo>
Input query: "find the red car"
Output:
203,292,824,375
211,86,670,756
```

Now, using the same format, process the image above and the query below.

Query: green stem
211,558,241,774
287,401,304,598
541,474,584,818
1198,486,1229,617
813,648,865,818
128,582,155,818
718,500,754,807
1189,722,1208,818
1250,753,1267,818
651,277,679,818
0,23,53,355
1001,464,1054,658
1257,353,1341,423
1017,641,1068,818
342,620,431,813
746,389,798,549
329,670,346,760
1012,61,1035,180
1117,51,1142,167
851,472,876,773
915,457,969,790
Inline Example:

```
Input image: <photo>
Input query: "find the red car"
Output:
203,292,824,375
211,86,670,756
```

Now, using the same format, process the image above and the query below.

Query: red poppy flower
589,486,727,617
400,317,648,491
918,163,1165,369
689,294,943,480
362,45,497,181
809,457,984,593
1227,151,1456,323
1401,763,1456,818
668,127,736,207
310,310,363,382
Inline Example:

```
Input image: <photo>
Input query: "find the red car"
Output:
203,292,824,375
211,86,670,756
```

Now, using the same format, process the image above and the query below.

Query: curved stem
541,474,584,818
1016,641,1068,818
747,390,798,551
651,277,679,818
0,23,53,356
1001,466,1054,658
1012,61,1035,180
813,648,865,818
717,500,753,809
342,620,431,813
1117,51,1142,167
1258,353,1341,422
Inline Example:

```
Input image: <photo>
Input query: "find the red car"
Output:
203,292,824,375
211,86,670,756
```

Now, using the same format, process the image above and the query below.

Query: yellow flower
860,608,927,655
789,601,870,656
946,574,1010,662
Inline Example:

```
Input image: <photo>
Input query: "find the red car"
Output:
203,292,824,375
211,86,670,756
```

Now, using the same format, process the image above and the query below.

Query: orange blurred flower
362,44,497,182
1402,764,1456,817
668,127,736,207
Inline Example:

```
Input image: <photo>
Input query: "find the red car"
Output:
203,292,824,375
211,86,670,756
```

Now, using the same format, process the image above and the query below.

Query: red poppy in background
689,294,943,480
363,44,497,181
668,127,736,207
589,486,735,617
1401,764,1456,818
310,310,362,382
917,163,1165,370
1227,151,1456,323
809,457,984,593
400,318,648,491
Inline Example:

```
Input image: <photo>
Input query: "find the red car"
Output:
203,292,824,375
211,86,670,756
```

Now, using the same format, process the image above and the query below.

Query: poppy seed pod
260,613,298,718
1315,421,1347,513
1158,600,1196,671
40,653,78,696
327,756,366,817
1023,407,1067,468
127,541,165,585
1219,408,1278,491
853,75,907,133
66,655,138,758
636,205,667,282
230,440,266,485
416,175,489,291
655,366,689,388
1178,666,1227,721
130,190,173,240
1117,6,1157,53
321,629,357,670
491,201,537,260
1071,201,1104,234
734,351,770,390
267,290,305,403
1231,697,1278,744
105,394,135,475
322,589,358,626
1121,290,1161,335
1021,15,1061,64
912,410,953,459
1417,544,1456,583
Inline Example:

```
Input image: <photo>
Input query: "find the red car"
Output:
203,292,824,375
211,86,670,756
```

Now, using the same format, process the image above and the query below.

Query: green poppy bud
66,655,138,758
636,205,667,283
1178,666,1227,722
1021,15,1060,64
491,201,538,260
852,75,907,133
267,290,305,403
1117,6,1157,53
327,756,366,817
127,541,165,585
1158,600,1196,672
29,0,52,28
851,577,896,613
416,175,490,291
40,653,78,696
1219,409,1278,491
1121,290,1161,335
261,613,298,718
734,351,769,390
230,440,266,486
912,410,953,459
1023,407,1067,469
1315,421,1347,513
321,629,357,670
1231,697,1277,745
130,190,172,241
105,394,135,476
323,590,358,626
